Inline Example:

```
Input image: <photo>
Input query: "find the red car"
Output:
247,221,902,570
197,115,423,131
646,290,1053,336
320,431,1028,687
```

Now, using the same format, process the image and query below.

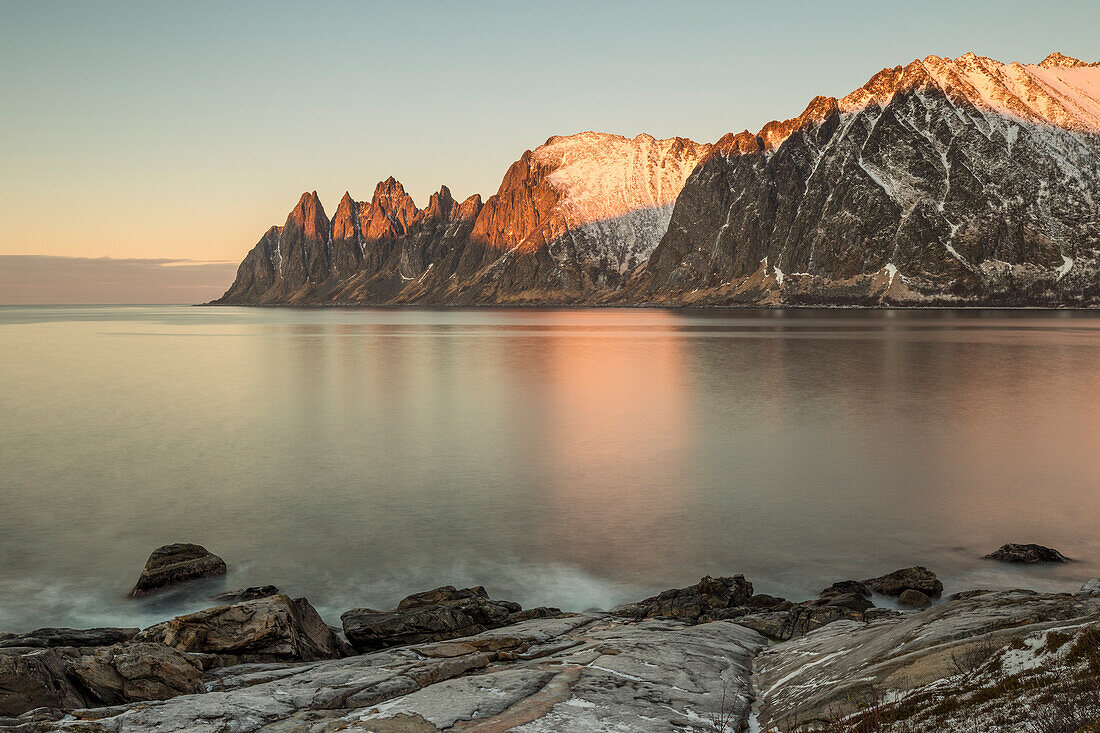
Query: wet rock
821,580,871,599
136,593,342,663
0,628,138,649
898,589,932,608
210,585,280,603
129,543,227,598
863,566,943,598
985,543,1070,563
613,575,754,621
341,585,560,654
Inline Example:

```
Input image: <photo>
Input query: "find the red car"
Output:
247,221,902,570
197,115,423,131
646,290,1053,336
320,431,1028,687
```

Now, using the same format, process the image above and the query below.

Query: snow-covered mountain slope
628,52,1100,306
533,132,711,277
838,53,1100,132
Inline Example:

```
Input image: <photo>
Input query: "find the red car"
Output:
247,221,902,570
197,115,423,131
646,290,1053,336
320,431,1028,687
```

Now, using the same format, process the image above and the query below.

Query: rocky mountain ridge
214,52,1100,307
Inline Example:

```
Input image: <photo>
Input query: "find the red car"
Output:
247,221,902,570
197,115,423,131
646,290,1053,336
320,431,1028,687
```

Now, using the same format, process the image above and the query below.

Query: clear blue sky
1,0,1097,264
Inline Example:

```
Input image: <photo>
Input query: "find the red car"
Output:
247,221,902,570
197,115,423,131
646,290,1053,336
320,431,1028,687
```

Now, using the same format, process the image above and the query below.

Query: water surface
1,306,1098,631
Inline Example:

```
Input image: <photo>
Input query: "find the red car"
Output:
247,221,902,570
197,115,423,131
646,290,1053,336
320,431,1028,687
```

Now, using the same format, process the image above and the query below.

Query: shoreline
4,549,1099,730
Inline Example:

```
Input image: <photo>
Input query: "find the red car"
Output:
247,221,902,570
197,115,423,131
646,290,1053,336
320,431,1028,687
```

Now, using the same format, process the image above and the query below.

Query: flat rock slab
752,589,1100,729
43,614,767,732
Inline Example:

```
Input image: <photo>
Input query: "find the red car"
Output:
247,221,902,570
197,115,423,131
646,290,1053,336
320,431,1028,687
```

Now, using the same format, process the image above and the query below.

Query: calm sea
1,306,1098,631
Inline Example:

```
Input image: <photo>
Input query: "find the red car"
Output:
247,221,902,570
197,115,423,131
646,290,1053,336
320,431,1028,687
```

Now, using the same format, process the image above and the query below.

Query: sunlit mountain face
216,53,1100,308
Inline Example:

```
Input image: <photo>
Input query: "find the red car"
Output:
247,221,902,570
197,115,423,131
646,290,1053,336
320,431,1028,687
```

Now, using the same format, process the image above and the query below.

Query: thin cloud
0,256,239,305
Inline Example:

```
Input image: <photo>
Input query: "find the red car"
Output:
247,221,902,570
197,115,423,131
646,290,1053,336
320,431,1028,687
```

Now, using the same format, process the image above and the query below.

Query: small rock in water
129,543,227,598
898,589,932,608
984,543,1070,563
863,567,943,598
210,585,280,603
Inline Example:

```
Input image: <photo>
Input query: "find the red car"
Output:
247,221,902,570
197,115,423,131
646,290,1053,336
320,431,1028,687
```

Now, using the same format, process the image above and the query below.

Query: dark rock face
129,543,226,598
820,580,872,600
210,585,281,603
0,647,85,715
615,575,755,621
627,55,1100,307
340,585,561,653
0,627,138,649
985,543,1070,563
614,575,876,642
0,642,202,717
898,589,933,608
136,594,342,663
864,567,944,598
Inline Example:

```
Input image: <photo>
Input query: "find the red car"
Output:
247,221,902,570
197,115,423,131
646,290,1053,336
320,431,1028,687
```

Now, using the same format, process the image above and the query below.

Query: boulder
136,593,342,663
0,627,138,649
815,591,874,613
129,543,227,597
341,585,560,654
613,575,754,621
984,543,1070,563
0,648,85,716
820,580,871,599
863,567,943,598
898,589,932,608
65,642,204,705
210,585,281,603
0,642,202,717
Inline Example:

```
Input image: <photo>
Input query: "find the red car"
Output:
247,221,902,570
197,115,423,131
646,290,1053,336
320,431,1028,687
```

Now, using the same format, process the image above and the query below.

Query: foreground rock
863,565,943,598
341,585,560,653
22,614,765,732
985,543,1071,563
136,594,342,664
0,642,202,717
129,544,227,598
6,575,1100,731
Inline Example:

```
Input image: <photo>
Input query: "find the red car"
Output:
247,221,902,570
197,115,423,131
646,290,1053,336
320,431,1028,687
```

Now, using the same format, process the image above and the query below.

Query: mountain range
214,52,1100,307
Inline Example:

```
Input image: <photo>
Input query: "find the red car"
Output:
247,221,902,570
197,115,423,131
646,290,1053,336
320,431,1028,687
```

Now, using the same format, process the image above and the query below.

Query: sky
1,0,1098,302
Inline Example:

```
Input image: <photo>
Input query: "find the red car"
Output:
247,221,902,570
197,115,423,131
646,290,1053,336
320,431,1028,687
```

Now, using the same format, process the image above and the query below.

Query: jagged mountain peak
372,177,409,201
713,130,764,156
286,191,328,240
1039,52,1096,69
833,53,1100,131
